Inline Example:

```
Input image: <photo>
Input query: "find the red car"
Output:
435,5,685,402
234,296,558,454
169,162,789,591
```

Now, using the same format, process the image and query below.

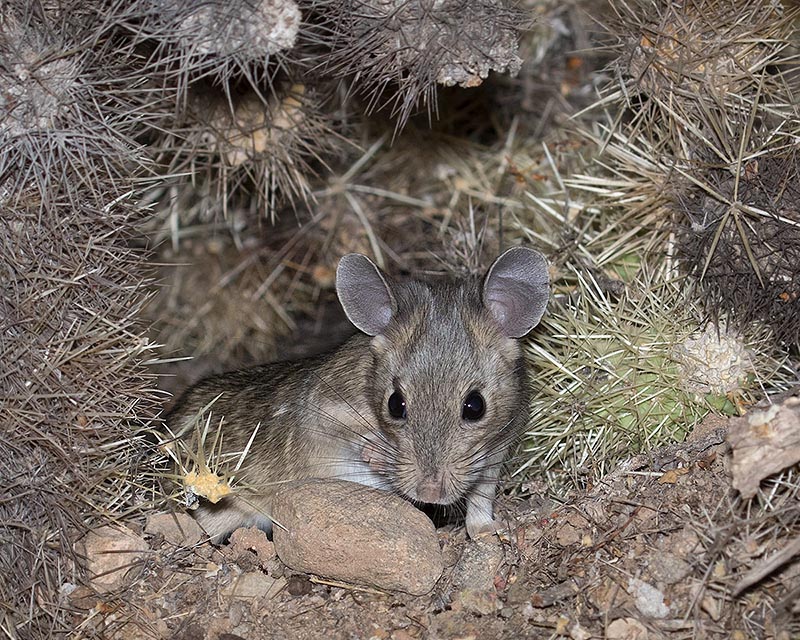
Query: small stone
222,572,283,600
368,624,390,640
272,479,443,595
521,602,537,621
145,512,204,547
287,574,313,596
627,578,669,619
449,538,504,615
701,594,722,621
77,525,149,592
457,589,499,616
607,618,649,639
669,527,701,557
647,552,691,584
178,624,207,640
505,566,530,606
227,527,275,567
554,512,590,546
569,623,592,640
228,601,246,627
452,538,504,591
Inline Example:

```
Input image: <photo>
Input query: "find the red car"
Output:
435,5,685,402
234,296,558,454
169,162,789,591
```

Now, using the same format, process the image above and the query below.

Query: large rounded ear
336,254,396,336
483,247,550,338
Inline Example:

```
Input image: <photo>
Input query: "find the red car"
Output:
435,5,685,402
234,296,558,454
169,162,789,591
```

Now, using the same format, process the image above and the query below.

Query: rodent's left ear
483,247,551,338
336,253,396,336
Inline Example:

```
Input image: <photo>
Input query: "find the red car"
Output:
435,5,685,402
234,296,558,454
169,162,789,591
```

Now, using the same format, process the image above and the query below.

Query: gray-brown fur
167,247,550,540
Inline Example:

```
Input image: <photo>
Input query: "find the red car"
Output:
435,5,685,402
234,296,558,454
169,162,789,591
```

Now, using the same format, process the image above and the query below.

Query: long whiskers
307,369,376,432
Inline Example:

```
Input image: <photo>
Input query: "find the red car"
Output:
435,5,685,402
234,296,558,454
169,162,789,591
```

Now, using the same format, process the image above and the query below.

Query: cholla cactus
673,136,800,348
1,2,161,634
673,323,762,399
607,0,797,152
0,190,161,635
151,82,335,219
115,0,301,95
562,0,800,347
0,4,151,208
519,266,789,489
308,0,524,124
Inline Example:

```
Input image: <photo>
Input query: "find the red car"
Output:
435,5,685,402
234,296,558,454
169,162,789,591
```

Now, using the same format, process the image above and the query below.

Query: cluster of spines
602,0,800,347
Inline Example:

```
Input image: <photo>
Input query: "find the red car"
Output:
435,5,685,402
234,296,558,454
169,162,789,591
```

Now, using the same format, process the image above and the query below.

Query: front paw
465,514,505,539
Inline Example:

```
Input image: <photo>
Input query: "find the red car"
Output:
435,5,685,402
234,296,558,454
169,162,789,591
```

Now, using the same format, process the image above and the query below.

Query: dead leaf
658,467,690,484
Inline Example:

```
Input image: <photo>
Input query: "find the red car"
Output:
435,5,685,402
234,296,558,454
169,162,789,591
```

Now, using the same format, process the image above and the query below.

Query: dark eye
462,391,485,421
388,391,407,420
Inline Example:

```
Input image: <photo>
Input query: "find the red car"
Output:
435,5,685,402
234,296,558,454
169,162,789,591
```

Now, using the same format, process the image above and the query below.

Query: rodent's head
336,248,551,508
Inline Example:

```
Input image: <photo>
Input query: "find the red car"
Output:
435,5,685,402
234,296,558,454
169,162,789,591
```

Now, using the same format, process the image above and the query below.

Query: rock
701,593,723,621
228,527,275,565
627,578,670,619
177,624,208,640
451,538,504,591
728,395,800,498
646,552,691,585
287,574,313,596
145,512,204,547
221,526,277,574
77,525,149,592
449,538,504,615
271,479,443,595
222,572,285,600
569,623,592,640
457,589,499,616
607,618,649,639
554,511,591,546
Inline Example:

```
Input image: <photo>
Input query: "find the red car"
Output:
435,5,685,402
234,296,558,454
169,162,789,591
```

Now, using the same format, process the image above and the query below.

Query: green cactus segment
519,268,780,490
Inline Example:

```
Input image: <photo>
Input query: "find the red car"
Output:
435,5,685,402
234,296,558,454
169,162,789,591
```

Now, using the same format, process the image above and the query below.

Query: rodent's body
168,334,382,538
167,248,550,541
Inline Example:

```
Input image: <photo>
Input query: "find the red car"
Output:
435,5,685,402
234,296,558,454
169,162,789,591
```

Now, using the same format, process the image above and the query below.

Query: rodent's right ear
336,254,396,336
483,247,551,338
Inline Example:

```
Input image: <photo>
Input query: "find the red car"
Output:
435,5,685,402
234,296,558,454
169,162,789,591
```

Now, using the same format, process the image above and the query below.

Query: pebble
145,512,204,547
223,526,276,574
449,538,504,615
646,551,691,585
76,524,149,592
227,527,275,566
271,479,443,595
286,574,313,596
627,578,670,619
606,617,649,639
222,572,285,600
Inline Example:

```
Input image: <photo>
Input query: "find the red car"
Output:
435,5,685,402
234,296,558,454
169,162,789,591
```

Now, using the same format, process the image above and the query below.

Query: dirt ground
68,409,799,640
